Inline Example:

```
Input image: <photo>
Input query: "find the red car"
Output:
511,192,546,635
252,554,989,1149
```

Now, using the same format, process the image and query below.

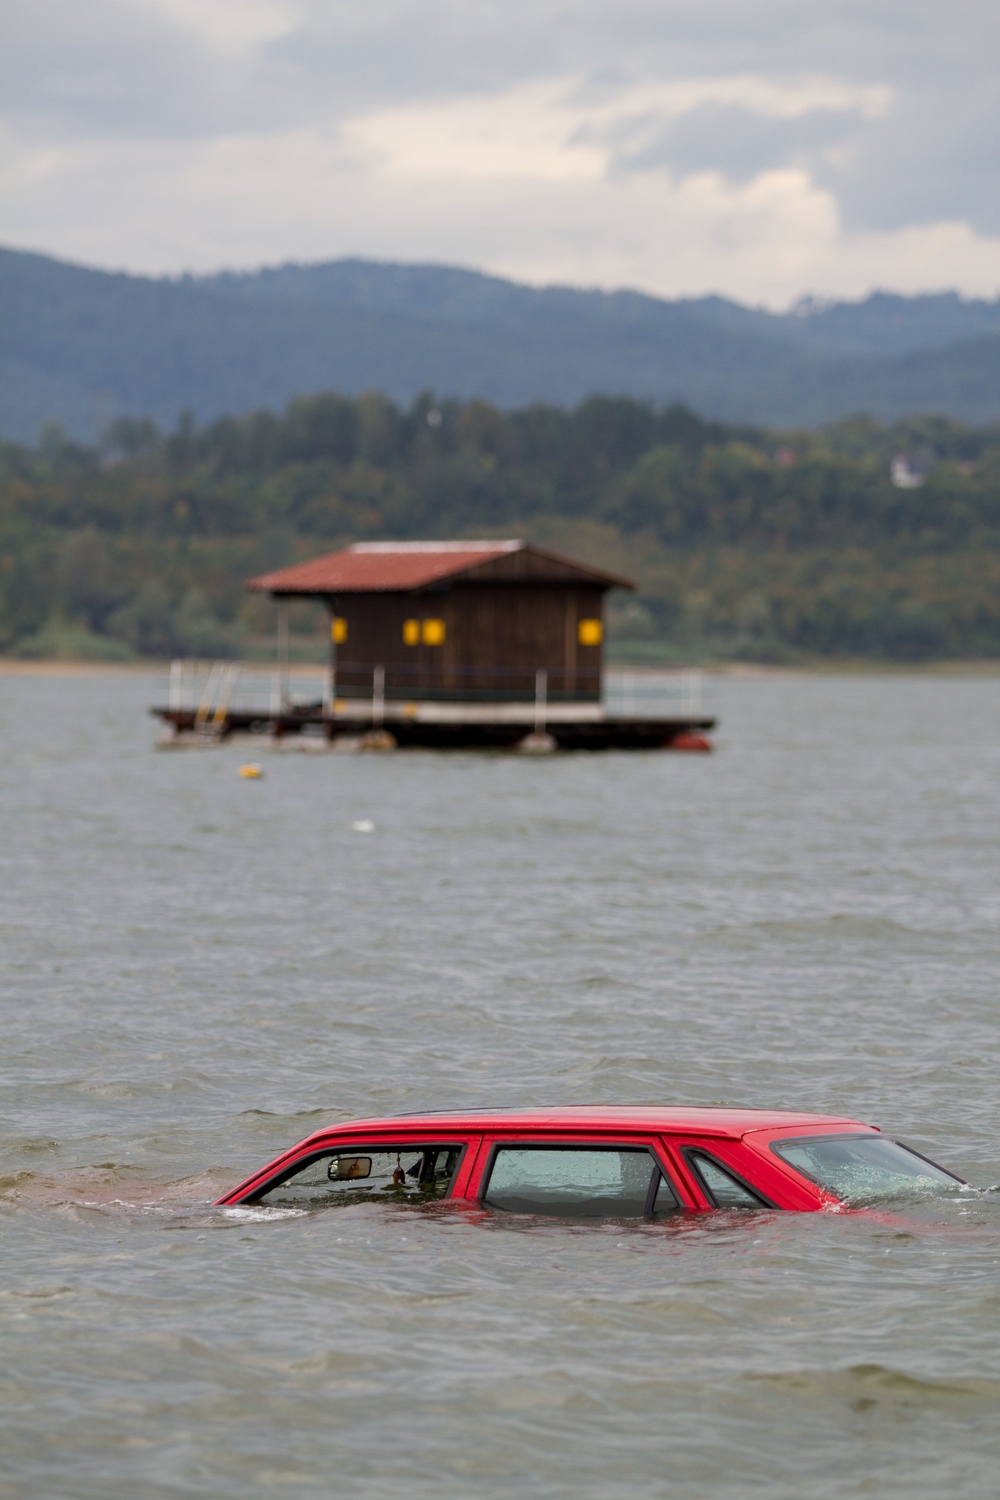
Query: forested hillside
2,392,999,664
6,246,1000,441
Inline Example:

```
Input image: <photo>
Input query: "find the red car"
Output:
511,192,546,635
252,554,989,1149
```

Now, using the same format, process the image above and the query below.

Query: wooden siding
328,582,606,701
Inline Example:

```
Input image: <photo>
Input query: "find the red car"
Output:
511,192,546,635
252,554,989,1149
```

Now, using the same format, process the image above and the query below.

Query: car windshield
254,1146,462,1207
771,1133,962,1203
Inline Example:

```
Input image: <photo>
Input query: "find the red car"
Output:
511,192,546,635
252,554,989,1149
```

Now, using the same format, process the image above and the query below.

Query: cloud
341,74,890,184
136,0,299,56
0,0,999,305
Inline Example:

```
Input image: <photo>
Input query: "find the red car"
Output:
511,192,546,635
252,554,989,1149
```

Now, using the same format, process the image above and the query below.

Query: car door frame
462,1131,695,1211
226,1133,481,1204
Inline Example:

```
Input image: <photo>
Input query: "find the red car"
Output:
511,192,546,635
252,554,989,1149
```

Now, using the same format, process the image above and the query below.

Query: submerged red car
216,1106,967,1215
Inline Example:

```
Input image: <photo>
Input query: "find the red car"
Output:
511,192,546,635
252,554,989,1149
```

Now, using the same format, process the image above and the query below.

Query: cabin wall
327,583,606,701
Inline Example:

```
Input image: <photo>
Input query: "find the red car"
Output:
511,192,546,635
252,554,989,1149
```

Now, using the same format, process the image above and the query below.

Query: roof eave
245,578,333,596
501,540,635,591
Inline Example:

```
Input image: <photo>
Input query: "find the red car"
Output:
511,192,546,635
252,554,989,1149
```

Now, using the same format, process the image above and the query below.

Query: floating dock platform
153,702,716,751
152,663,716,752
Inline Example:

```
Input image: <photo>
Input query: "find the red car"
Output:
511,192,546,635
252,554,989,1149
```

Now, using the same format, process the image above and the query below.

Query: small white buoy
352,819,375,833
515,731,557,754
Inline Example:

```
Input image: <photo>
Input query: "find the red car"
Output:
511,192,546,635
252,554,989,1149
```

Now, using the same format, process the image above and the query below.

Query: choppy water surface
2,671,1000,1498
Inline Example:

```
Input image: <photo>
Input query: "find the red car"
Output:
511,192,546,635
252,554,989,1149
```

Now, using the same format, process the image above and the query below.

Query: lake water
2,670,999,1498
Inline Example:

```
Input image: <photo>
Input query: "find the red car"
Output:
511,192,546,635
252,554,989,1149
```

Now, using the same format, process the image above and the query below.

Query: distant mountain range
3,245,1000,442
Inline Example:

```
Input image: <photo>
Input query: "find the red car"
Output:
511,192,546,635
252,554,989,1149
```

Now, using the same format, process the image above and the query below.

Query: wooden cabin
246,540,634,703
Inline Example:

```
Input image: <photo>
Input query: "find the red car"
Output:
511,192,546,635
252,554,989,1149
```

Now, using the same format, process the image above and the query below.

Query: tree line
2,392,999,662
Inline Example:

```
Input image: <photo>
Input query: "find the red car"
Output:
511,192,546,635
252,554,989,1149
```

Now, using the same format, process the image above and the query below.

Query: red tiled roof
246,540,631,594
247,541,519,594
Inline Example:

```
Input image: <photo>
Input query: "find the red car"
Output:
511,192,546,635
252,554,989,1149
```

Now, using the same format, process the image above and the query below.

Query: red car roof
297,1105,868,1144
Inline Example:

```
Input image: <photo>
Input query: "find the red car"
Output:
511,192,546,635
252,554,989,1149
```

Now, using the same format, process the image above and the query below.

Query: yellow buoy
239,763,263,779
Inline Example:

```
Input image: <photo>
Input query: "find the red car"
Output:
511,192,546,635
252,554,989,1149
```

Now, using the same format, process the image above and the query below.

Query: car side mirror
328,1156,372,1181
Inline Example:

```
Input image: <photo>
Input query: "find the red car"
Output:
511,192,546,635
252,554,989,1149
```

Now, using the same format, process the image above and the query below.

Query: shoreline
3,657,1000,679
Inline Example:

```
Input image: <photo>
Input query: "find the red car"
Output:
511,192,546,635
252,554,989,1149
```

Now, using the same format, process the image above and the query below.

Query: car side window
481,1145,669,1217
686,1151,767,1209
254,1145,462,1207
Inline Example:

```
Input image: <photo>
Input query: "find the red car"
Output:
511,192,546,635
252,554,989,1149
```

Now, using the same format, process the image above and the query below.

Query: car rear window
770,1133,962,1203
481,1145,675,1218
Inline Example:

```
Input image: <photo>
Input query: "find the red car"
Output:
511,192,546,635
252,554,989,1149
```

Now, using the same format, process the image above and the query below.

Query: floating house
247,539,626,704
153,539,715,750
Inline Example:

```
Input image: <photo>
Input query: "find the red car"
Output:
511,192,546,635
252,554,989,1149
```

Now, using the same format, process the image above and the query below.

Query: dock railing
161,660,712,728
602,668,706,719
167,659,331,721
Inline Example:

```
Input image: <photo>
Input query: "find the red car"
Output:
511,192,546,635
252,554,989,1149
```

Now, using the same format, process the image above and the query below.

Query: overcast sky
2,0,999,306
